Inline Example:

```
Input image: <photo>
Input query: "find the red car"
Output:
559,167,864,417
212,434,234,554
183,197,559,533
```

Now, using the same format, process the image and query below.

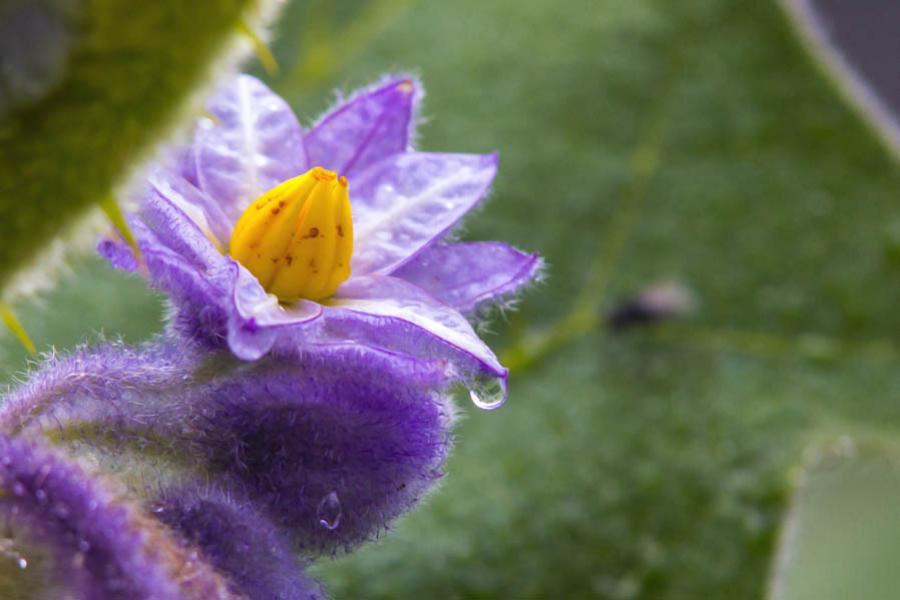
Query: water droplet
0,537,28,570
317,491,342,530
468,376,507,410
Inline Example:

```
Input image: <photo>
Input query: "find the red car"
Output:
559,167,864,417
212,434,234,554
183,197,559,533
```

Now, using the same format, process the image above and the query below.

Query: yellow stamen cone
230,167,353,302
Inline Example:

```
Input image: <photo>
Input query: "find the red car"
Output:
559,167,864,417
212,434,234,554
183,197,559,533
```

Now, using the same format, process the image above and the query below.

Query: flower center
229,166,353,302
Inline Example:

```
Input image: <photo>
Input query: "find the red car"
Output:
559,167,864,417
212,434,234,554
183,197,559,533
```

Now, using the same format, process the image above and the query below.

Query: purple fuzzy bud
155,487,324,600
0,434,233,600
3,339,456,558
190,347,455,555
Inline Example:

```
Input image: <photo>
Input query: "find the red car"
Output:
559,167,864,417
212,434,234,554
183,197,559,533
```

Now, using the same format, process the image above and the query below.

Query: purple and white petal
351,152,498,275
139,187,225,272
322,275,507,384
148,167,232,247
226,261,322,361
196,75,307,222
394,242,542,313
305,76,418,177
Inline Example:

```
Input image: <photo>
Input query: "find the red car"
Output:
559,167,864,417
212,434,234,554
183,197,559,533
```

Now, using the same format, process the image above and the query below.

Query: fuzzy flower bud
229,166,353,302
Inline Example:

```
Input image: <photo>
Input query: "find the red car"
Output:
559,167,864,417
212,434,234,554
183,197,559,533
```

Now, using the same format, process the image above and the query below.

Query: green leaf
271,1,900,598
769,436,900,600
0,0,276,293
3,0,900,598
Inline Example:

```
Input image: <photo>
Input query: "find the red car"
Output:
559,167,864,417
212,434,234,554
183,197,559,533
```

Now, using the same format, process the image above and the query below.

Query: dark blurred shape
0,2,76,117
607,281,695,331
812,0,900,117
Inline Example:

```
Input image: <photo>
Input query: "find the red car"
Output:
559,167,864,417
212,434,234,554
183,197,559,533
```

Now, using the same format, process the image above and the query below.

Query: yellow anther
230,167,353,302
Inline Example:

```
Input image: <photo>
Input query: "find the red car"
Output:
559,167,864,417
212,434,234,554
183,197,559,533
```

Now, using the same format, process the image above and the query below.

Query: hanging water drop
468,375,508,410
16,557,26,569
317,491,342,530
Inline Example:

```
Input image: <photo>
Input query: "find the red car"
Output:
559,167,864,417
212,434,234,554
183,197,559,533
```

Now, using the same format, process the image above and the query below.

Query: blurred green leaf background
3,0,900,598
0,0,272,292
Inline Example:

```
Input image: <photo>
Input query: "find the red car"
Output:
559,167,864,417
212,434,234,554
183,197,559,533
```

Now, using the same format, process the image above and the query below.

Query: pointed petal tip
396,79,416,95
372,73,421,99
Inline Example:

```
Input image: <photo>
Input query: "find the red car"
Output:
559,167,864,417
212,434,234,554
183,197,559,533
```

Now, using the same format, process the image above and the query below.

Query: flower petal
394,242,542,313
97,237,138,272
305,76,418,177
227,260,323,361
196,75,307,222
139,186,225,272
351,152,498,275
148,166,232,248
128,191,238,348
325,275,507,384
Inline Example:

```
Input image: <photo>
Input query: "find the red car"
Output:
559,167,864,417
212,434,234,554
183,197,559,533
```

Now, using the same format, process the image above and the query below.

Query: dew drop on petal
468,376,507,411
317,491,342,530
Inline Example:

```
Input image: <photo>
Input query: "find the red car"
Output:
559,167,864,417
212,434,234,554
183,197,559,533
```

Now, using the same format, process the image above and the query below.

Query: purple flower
7,71,542,598
100,74,540,408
